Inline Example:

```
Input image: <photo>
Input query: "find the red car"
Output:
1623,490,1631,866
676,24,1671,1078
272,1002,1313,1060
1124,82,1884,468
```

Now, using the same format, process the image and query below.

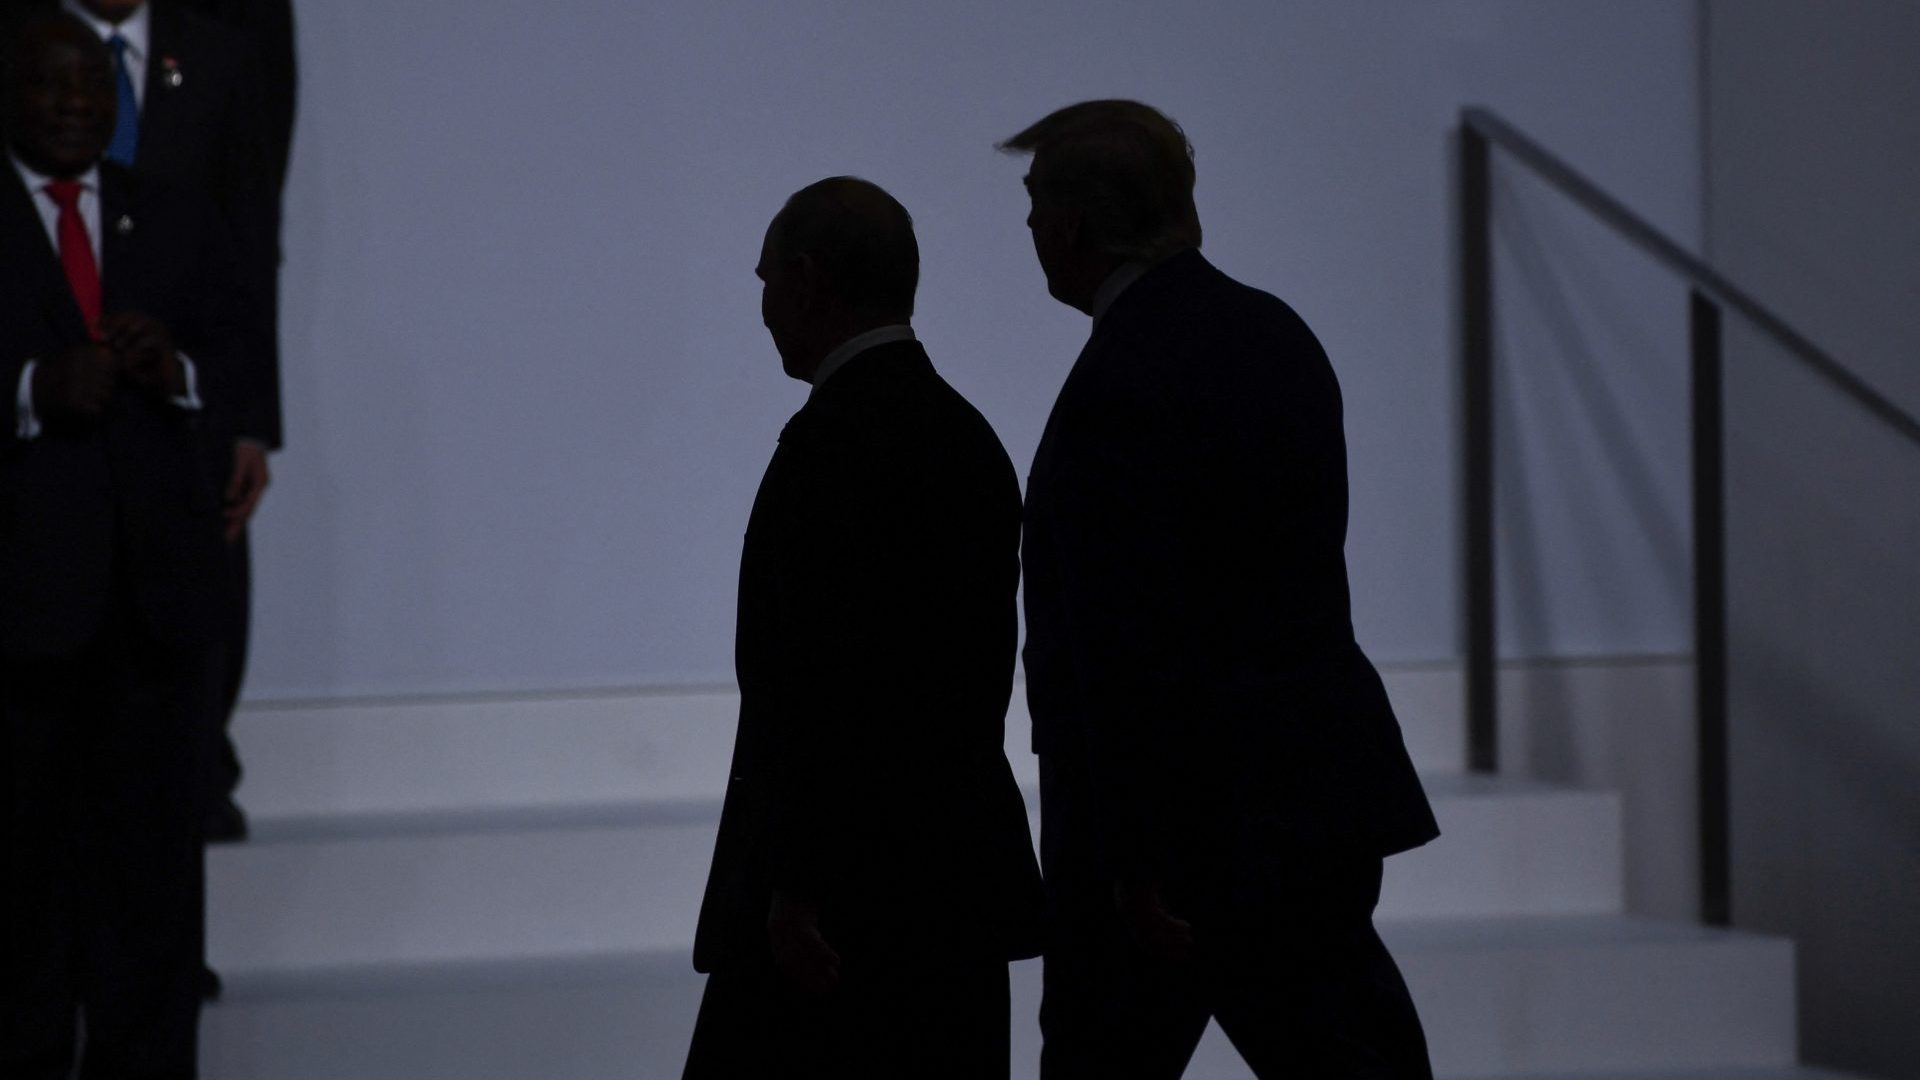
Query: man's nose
54,93,104,121
53,78,103,109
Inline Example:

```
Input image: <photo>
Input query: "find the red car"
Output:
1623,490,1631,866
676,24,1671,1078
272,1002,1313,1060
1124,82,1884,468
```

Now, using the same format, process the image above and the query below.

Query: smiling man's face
4,19,116,180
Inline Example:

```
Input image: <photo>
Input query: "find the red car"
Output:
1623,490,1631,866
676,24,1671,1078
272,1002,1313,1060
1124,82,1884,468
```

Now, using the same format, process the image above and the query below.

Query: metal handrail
1457,106,1918,928
1462,107,1920,446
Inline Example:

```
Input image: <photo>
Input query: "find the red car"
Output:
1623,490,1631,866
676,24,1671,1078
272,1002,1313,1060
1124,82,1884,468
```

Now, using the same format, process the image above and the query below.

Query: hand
767,890,842,997
224,441,271,542
1116,881,1195,965
99,312,183,396
33,343,118,422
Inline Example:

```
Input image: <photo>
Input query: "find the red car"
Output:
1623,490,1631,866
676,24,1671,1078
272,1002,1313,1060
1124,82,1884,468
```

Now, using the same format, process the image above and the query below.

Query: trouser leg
838,955,1012,1080
683,957,843,1080
1204,858,1433,1080
2,658,88,1080
75,631,211,1080
687,949,1015,1079
202,531,250,822
1037,753,1210,1080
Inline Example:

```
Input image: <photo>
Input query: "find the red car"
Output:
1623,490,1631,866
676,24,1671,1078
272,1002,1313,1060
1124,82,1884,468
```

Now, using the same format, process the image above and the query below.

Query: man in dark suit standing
56,0,285,841
1001,100,1441,1078
1,12,256,1078
684,177,1045,1079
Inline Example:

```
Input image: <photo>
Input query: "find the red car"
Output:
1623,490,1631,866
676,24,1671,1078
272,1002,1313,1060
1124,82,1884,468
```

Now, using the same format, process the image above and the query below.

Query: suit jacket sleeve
1047,373,1211,882
759,422,907,900
168,185,262,433
3,356,30,442
216,30,284,448
160,5,284,447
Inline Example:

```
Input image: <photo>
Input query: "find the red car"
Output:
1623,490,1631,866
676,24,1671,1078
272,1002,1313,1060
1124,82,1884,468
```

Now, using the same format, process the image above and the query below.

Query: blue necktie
106,34,140,166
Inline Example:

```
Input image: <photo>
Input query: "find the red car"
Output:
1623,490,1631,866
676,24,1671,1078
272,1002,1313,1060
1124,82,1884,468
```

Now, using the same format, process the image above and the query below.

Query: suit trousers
203,529,251,804
3,608,213,1080
683,945,1011,1079
1037,753,1433,1080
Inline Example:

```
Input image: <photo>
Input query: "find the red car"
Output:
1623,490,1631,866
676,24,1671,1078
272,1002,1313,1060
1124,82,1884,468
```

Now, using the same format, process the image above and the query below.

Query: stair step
1385,773,1622,919
1384,917,1797,1077
1177,919,1798,1077
208,773,1619,973
200,916,1794,1080
1448,1070,1863,1080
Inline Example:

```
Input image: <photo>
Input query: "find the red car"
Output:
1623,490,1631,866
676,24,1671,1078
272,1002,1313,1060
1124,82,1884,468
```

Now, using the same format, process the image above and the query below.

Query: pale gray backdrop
1708,2,1920,1076
249,0,1700,699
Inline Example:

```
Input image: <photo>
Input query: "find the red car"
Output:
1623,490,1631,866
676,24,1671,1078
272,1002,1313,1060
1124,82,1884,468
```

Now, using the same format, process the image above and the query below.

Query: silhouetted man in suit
1,12,256,1078
57,0,285,842
684,177,1045,1079
1002,100,1441,1078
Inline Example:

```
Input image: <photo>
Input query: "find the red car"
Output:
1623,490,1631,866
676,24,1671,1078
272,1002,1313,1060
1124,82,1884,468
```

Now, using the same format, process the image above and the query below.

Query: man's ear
791,252,820,311
1057,206,1087,255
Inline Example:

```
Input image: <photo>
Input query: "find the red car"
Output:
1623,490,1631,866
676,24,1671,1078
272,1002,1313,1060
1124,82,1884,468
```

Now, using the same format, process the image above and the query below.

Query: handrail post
1462,121,1498,774
1692,289,1732,927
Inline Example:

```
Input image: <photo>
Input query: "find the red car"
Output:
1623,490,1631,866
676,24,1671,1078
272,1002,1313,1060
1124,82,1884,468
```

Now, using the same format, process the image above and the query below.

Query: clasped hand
35,313,183,421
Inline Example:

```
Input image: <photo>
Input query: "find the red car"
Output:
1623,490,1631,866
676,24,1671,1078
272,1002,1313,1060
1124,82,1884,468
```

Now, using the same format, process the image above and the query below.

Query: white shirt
65,0,153,109
13,155,103,264
811,324,916,391
11,154,200,439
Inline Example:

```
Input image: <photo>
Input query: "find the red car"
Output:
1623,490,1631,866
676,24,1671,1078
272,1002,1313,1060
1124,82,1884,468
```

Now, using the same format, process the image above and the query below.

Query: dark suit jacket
1022,250,1439,882
138,0,282,449
168,0,296,195
693,340,1046,973
0,162,251,659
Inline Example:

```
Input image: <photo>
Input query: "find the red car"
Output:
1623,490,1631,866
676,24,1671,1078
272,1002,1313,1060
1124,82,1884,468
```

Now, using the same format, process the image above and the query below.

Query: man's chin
1045,278,1091,315
17,146,100,180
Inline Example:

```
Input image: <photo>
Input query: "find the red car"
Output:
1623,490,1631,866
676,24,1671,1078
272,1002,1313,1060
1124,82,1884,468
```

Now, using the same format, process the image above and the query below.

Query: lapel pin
116,214,135,235
163,56,184,89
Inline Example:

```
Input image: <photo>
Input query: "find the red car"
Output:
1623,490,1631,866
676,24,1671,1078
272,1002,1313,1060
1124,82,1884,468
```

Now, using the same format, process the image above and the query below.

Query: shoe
204,796,249,843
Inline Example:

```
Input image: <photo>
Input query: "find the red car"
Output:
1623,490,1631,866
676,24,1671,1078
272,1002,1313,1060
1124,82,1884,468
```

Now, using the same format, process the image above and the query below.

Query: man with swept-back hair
684,177,1044,1078
1002,99,1439,1077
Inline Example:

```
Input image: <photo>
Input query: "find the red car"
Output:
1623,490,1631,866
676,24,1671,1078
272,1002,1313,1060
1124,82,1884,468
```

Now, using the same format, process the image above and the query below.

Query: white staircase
199,674,1852,1079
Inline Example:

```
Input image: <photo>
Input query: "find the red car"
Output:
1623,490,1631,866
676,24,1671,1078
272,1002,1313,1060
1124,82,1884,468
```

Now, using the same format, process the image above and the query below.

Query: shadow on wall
1488,166,1693,667
1727,353,1920,1079
1475,164,1704,922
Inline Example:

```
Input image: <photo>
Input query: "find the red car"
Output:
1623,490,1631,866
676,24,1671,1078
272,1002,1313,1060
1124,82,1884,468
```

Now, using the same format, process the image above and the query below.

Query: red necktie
43,180,103,339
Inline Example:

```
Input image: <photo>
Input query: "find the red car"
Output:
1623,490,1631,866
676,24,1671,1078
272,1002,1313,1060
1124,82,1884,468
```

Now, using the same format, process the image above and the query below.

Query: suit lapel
99,167,137,317
143,5,170,120
0,167,92,343
139,4,183,159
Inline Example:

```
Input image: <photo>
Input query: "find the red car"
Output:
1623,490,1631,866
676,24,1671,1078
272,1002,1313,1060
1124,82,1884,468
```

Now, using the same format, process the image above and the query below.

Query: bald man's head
767,177,919,320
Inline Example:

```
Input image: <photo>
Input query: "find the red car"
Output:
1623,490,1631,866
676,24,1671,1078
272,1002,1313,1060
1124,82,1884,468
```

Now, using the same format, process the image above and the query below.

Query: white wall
1706,3,1920,1076
249,1,1701,699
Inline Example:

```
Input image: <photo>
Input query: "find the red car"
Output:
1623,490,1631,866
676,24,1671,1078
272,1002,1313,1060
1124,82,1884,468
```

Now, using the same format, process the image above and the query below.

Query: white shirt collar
10,152,105,270
11,153,100,198
64,0,151,59
1089,261,1153,327
810,324,916,390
